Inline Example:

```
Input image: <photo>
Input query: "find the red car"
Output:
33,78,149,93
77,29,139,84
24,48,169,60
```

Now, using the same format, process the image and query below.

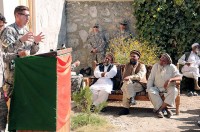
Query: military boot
194,80,200,90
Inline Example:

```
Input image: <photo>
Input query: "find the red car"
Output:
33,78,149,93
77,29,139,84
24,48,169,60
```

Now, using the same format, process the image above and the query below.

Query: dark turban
130,50,141,58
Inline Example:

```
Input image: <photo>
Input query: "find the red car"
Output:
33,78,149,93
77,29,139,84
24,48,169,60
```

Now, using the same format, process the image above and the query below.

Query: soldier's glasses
18,13,30,17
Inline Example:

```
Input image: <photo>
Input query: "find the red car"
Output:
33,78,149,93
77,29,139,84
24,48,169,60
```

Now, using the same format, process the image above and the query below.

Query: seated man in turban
178,43,200,96
90,53,117,112
118,50,147,115
147,53,182,118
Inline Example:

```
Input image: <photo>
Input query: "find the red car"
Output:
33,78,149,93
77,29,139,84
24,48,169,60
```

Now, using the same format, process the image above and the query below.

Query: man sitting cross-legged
178,43,200,96
118,50,147,115
147,53,182,118
90,53,117,111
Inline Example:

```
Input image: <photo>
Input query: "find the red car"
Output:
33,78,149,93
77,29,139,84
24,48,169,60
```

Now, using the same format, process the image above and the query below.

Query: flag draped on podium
8,54,71,132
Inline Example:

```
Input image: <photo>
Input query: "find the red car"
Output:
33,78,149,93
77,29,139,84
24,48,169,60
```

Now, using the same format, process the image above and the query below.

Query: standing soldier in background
0,6,44,98
87,23,108,65
0,13,7,132
113,20,134,40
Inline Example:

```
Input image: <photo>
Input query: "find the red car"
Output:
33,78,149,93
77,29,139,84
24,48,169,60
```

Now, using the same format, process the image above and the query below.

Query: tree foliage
108,38,162,65
133,0,200,63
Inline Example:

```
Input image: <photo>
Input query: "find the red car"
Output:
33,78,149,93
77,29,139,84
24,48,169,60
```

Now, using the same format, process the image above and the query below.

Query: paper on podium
35,48,72,57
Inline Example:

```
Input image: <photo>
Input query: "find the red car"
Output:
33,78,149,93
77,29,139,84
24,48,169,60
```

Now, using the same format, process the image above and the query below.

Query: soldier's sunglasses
18,13,30,17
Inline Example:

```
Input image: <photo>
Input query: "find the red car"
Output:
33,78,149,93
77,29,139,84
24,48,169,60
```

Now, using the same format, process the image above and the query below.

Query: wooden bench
108,82,180,115
85,63,180,115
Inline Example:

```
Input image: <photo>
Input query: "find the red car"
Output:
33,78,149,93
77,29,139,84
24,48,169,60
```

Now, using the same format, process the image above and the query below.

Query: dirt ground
72,91,200,132
97,92,200,132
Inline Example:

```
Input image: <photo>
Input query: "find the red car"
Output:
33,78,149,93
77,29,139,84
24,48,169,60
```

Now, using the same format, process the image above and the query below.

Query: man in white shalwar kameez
147,53,182,118
90,53,117,109
178,43,200,92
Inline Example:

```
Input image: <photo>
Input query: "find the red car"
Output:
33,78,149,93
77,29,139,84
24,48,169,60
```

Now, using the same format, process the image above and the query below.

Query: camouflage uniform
87,32,108,63
0,28,7,131
113,29,133,40
0,23,39,96
71,64,83,94
0,87,7,130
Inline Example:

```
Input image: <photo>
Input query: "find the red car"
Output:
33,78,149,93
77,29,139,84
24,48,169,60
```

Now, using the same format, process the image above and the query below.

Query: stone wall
64,1,136,69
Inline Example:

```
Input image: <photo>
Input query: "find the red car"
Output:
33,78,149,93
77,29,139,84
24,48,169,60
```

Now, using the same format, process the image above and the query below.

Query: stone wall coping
66,0,133,1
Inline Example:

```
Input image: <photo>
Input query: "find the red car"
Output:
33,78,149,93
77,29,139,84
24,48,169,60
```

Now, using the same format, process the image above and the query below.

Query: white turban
162,53,172,64
191,43,199,48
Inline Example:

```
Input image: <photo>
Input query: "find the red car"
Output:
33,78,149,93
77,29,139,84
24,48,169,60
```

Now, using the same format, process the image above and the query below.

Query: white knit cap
191,43,199,48
162,53,172,64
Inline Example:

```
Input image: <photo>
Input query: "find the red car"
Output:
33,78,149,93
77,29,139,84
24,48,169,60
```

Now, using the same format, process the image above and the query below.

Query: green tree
133,0,200,63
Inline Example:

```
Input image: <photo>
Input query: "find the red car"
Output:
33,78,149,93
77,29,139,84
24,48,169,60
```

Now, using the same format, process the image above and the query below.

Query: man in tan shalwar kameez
118,50,147,115
147,53,182,118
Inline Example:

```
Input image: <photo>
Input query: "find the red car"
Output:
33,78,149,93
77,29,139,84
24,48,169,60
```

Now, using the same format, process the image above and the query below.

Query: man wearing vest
118,50,147,115
178,43,200,96
90,53,117,111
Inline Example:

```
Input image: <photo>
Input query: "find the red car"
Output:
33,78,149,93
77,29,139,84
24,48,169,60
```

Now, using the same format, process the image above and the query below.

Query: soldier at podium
0,13,7,132
0,5,44,98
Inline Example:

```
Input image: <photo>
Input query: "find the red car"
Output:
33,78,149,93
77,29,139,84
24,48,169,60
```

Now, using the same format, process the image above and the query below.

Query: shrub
72,86,107,114
108,37,162,65
72,86,93,114
71,87,108,130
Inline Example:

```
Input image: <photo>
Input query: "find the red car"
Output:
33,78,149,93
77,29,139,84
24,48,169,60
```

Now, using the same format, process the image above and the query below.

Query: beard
130,60,137,65
104,61,111,66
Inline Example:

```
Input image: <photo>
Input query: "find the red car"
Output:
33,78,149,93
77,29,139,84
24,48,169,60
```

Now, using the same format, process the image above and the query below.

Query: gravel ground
98,93,200,132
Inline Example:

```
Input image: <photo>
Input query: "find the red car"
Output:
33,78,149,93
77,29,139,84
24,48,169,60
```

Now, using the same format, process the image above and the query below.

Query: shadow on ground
176,108,200,131
101,105,155,117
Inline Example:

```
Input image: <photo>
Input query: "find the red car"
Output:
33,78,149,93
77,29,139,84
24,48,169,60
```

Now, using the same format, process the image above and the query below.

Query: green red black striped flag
8,50,71,132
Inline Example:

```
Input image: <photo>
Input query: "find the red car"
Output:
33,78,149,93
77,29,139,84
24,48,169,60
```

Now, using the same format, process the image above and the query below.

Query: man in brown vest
118,50,147,115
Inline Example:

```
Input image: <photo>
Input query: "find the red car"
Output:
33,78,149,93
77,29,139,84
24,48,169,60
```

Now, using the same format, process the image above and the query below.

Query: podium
8,48,72,132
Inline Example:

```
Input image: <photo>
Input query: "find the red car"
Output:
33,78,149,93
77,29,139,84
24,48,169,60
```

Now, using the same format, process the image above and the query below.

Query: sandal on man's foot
187,91,193,97
157,111,164,118
193,91,198,96
197,121,200,127
166,109,173,118
129,97,137,105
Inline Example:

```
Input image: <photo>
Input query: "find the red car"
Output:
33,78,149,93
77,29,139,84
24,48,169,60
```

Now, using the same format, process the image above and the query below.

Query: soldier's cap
119,20,128,25
130,50,141,58
106,53,115,62
191,43,199,48
161,53,172,64
93,23,99,28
